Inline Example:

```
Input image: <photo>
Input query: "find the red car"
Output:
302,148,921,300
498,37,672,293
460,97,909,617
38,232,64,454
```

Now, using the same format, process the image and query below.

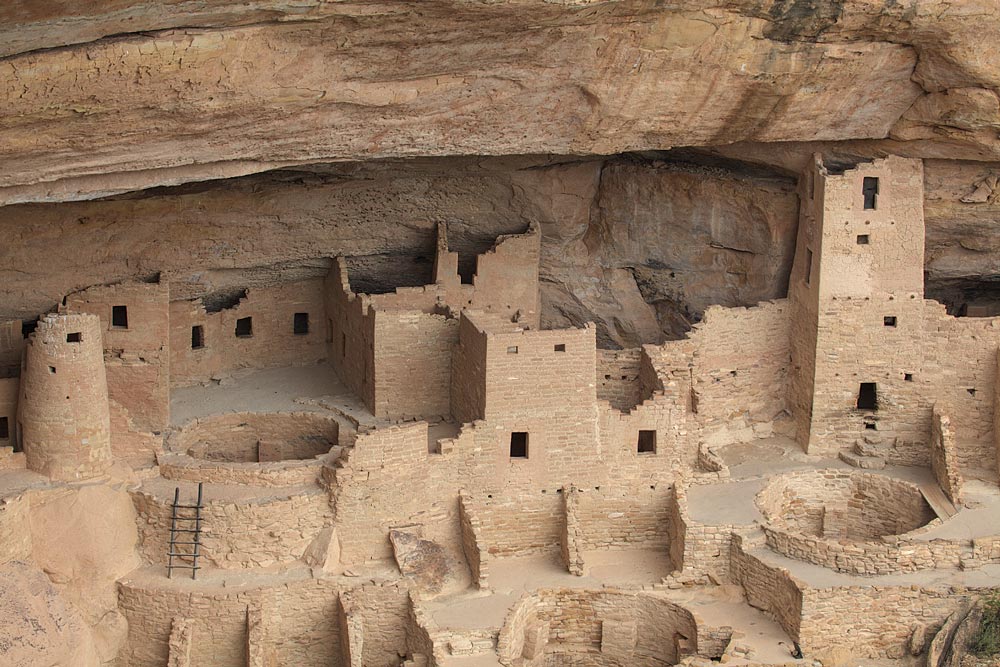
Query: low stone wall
461,491,565,559
497,588,697,667
729,534,803,643
171,412,340,463
158,450,333,488
930,406,964,505
131,485,333,569
458,491,491,588
668,483,733,580
761,524,964,575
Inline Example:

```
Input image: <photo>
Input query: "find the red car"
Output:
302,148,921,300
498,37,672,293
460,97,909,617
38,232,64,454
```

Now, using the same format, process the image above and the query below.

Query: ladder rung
167,565,201,570
170,516,201,521
168,552,199,557
170,528,201,533
170,541,202,545
173,504,203,509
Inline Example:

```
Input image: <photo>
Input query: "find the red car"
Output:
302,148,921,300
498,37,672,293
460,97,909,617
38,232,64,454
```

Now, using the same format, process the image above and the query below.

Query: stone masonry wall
728,534,803,643
132,485,333,569
65,280,170,430
596,349,645,412
170,279,328,387
0,376,18,452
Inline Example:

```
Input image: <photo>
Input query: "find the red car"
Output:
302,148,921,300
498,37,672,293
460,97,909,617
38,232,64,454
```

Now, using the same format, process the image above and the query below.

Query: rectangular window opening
191,325,205,350
509,432,529,459
857,382,878,411
235,317,253,338
904,373,914,382
883,316,897,327
857,234,870,245
507,346,518,354
111,305,129,329
637,430,657,454
0,417,8,440
66,332,82,343
862,176,879,210
554,344,566,352
293,312,310,335
21,320,37,339
864,421,878,430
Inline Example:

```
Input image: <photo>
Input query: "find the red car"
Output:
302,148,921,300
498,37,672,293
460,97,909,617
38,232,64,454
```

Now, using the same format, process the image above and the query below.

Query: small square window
191,325,205,350
293,312,309,335
510,432,528,458
66,332,82,343
904,373,913,382
235,317,253,338
864,422,878,430
637,430,656,454
48,366,56,374
111,305,128,329
884,316,897,327
857,234,870,245
507,346,518,354
862,176,879,210
554,344,566,352
0,417,8,440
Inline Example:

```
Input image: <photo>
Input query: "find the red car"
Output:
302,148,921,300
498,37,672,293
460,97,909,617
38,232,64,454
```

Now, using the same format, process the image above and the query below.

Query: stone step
838,450,886,469
853,439,887,457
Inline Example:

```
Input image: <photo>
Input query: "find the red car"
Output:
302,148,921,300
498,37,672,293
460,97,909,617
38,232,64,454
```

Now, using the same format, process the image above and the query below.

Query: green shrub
972,593,1000,657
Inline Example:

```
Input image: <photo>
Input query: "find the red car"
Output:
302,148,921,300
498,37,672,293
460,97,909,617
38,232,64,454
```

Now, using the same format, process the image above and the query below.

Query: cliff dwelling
2,3,1000,667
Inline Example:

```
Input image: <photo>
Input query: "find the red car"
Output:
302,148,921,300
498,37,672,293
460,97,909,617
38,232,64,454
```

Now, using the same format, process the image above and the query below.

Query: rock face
0,0,997,203
0,561,102,667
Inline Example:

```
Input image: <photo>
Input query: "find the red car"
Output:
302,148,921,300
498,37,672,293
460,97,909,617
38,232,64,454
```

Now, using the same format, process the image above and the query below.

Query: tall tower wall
18,313,113,480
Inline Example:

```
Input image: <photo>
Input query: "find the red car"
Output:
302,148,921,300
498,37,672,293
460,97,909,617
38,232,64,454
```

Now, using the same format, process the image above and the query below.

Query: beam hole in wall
554,344,566,352
66,332,82,343
293,312,309,335
507,346,518,354
857,234,870,245
968,388,977,397
48,366,55,374
0,417,8,440
235,317,253,338
111,305,128,329
857,382,878,411
883,316,897,327
904,373,913,382
510,432,528,458
191,325,205,350
862,176,879,210
864,421,877,430
637,430,656,454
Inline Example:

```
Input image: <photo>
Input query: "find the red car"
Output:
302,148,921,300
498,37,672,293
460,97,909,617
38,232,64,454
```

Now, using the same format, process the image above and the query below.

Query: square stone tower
788,155,928,456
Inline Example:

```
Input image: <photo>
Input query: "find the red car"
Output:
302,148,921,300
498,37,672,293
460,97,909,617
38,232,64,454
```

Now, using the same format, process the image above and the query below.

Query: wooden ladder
167,482,204,580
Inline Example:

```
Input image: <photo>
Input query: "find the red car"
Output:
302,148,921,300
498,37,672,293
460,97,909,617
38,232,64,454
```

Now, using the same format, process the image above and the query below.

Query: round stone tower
18,313,113,480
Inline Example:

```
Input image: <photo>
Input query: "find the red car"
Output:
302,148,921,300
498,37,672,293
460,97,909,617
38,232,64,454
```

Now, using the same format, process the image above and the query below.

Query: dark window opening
66,332,82,343
637,430,656,454
191,325,205,350
507,346,518,354
865,422,878,430
857,234,870,245
857,382,878,411
458,255,476,285
0,417,8,440
862,176,879,210
510,432,529,458
554,344,566,352
884,316,897,327
805,248,813,285
48,366,56,374
293,312,309,335
968,388,977,397
21,320,37,339
904,373,914,382
235,317,253,338
111,305,128,329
